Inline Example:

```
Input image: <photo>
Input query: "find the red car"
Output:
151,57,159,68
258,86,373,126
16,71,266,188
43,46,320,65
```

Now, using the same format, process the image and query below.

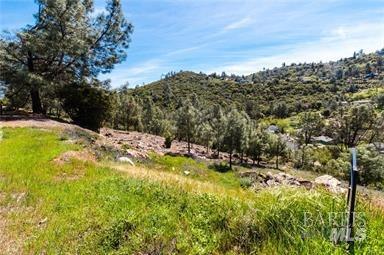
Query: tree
377,93,384,110
162,82,173,107
267,135,287,169
175,100,198,154
273,102,289,118
208,104,227,156
247,129,267,166
238,112,251,163
197,122,214,154
331,105,376,148
222,109,246,169
1,0,133,113
298,112,323,145
59,80,112,131
114,92,143,131
141,98,166,136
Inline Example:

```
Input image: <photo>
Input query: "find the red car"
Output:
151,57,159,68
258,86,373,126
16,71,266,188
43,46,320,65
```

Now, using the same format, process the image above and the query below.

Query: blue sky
1,0,384,88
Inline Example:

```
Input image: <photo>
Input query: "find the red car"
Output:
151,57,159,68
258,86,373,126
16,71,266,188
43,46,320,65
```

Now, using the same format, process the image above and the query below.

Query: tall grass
0,128,383,254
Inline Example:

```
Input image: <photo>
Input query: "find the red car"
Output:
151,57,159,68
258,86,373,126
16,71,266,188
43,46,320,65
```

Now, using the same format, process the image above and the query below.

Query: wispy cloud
209,22,384,75
224,17,252,31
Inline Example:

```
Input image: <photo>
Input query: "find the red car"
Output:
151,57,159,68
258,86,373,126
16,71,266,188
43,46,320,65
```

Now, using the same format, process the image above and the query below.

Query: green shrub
59,81,113,132
377,93,384,109
209,162,231,173
239,177,253,188
164,135,173,148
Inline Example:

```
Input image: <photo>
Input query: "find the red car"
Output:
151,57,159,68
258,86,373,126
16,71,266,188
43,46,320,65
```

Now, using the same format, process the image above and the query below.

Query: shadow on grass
208,162,232,173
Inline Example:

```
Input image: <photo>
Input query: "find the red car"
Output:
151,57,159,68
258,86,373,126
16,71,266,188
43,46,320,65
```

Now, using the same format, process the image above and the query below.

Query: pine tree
0,0,133,113
209,105,226,157
267,135,287,169
222,108,246,169
163,82,173,107
197,121,214,155
175,100,198,154
247,129,267,166
298,112,323,145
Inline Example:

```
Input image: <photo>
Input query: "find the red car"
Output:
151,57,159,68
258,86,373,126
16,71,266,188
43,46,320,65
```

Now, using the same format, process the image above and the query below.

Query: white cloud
99,59,163,87
224,17,252,31
209,22,384,75
165,46,202,56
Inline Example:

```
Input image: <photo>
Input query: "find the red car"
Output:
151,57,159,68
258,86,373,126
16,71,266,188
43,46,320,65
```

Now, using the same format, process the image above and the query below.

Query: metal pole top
351,148,358,172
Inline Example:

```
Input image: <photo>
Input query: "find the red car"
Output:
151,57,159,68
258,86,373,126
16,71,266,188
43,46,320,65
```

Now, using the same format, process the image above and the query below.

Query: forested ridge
129,49,384,117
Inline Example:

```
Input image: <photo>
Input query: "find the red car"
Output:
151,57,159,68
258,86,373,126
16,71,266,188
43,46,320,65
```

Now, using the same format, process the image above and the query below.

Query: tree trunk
276,155,279,169
301,146,306,167
187,136,191,154
28,51,43,114
229,153,232,169
30,88,43,114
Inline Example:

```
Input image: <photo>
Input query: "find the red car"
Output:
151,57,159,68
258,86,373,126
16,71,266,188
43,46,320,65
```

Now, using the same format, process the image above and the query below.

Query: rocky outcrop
239,171,346,194
314,175,347,194
239,171,313,189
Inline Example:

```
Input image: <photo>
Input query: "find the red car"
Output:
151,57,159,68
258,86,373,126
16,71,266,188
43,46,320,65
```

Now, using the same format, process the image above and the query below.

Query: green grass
0,128,383,254
347,87,384,101
144,153,242,189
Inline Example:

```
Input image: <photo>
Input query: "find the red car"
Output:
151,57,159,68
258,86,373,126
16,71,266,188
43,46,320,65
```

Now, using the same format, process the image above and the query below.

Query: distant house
266,125,280,133
352,99,371,105
364,72,377,79
312,135,333,144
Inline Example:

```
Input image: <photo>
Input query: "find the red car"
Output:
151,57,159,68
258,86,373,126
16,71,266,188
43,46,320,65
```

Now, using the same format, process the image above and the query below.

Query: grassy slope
0,128,383,254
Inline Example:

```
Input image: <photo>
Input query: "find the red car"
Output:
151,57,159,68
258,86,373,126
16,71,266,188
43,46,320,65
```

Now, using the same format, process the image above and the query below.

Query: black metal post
346,148,358,254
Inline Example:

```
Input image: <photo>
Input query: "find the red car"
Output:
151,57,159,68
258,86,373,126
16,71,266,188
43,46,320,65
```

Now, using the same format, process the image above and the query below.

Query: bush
164,135,173,148
239,177,253,188
209,162,231,173
358,147,384,189
377,93,384,109
323,159,349,178
59,82,112,132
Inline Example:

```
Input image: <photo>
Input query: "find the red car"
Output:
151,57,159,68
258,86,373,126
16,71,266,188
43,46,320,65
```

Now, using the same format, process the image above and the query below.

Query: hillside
1,120,384,253
129,49,384,117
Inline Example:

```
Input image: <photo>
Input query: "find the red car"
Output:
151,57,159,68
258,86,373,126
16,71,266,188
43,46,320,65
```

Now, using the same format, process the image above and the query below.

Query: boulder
314,175,346,193
117,156,135,166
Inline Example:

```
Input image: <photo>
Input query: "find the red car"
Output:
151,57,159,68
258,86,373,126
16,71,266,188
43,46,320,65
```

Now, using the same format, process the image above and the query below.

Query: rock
117,157,135,166
38,217,48,225
266,179,278,186
126,149,148,159
298,180,313,189
314,175,346,193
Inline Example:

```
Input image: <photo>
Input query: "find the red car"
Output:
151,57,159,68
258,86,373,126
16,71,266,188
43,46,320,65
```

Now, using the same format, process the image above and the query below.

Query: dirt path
0,115,92,132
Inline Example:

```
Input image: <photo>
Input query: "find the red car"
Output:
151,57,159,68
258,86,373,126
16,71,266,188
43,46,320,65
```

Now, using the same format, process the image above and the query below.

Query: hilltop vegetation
129,49,384,117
